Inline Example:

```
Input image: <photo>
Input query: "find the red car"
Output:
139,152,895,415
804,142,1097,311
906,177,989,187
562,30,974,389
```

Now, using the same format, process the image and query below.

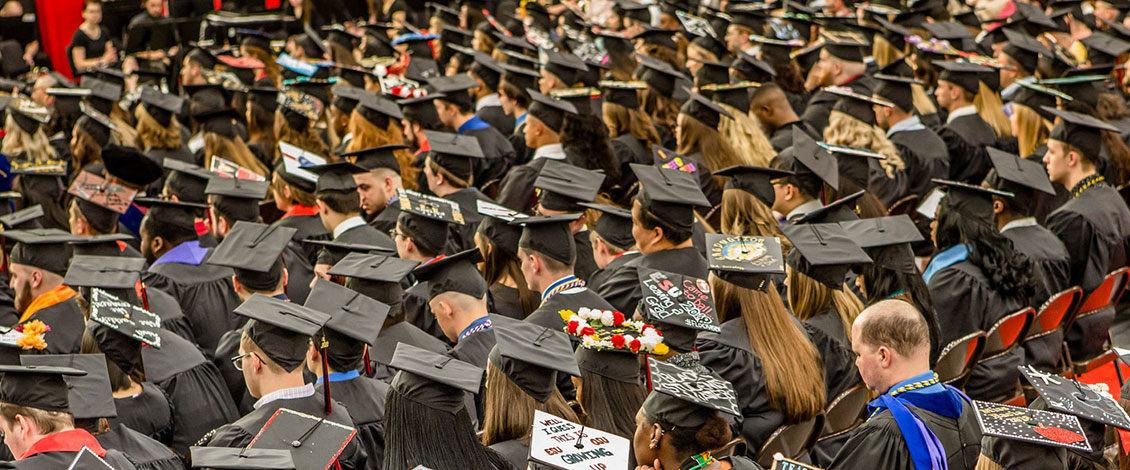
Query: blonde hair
717,103,776,167
346,111,418,190
719,189,793,254
134,105,183,152
787,267,865,345
203,133,270,177
710,277,825,421
911,83,938,115
109,107,139,149
274,108,331,158
677,114,747,192
824,110,905,177
480,361,579,447
975,82,1012,138
2,116,56,163
871,36,903,68
1013,104,1050,157
603,101,660,149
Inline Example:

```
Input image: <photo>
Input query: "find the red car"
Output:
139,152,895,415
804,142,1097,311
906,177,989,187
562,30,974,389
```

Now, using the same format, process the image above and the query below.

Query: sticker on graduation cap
972,400,1091,452
771,453,822,470
917,186,946,219
1019,365,1130,430
67,446,115,470
398,189,466,224
528,409,631,470
653,147,697,174
210,156,267,182
477,199,528,221
68,171,137,214
676,10,717,38
279,141,327,184
708,235,784,272
89,288,162,348
648,357,741,417
638,267,720,333
247,408,357,470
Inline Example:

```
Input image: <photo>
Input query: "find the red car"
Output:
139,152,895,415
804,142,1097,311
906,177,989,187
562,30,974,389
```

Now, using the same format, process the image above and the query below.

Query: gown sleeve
593,263,642,314
828,416,915,470
1045,209,1103,291
696,336,778,449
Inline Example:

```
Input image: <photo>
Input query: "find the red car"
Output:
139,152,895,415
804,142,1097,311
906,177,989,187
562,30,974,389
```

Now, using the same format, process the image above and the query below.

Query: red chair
1066,268,1130,375
935,331,986,388
977,308,1033,404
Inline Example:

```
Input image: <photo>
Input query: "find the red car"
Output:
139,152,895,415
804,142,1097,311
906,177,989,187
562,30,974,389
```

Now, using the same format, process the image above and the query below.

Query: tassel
321,335,332,415
137,280,150,311
363,348,371,376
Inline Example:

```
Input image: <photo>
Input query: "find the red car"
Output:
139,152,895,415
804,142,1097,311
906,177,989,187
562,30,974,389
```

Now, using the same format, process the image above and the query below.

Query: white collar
946,105,978,124
253,383,315,409
476,93,502,111
886,115,925,137
532,143,566,160
333,216,367,238
1001,216,1039,232
786,199,823,221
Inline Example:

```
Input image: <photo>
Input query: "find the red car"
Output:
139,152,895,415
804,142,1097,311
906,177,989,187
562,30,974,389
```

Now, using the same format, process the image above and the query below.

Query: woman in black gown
475,214,537,320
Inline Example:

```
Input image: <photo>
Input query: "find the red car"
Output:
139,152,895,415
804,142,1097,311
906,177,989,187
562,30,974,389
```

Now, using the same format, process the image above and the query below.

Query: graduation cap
389,342,484,413
922,21,978,51
469,51,505,92
330,83,365,113
4,98,49,134
82,76,123,104
872,17,917,50
245,408,358,469
205,177,270,222
508,213,581,265
1012,82,1067,123
341,144,406,173
428,1,461,24
138,86,185,127
475,200,527,258
821,30,870,62
1081,32,1130,65
286,78,335,108
643,358,740,427
68,170,137,227
412,248,487,300
234,294,332,372
63,255,145,291
680,88,733,128
1043,105,1120,163
329,252,419,308
534,160,605,212
87,287,162,348
541,50,589,88
577,202,634,251
306,161,367,194
873,74,923,112
528,410,632,470
705,233,785,291
819,142,886,191
425,73,480,108
637,266,720,351
334,65,376,89
599,80,646,109
21,354,115,420
163,159,214,204
838,215,923,274
68,233,136,257
700,82,757,114
305,278,390,347
489,320,581,402
500,63,540,94
0,205,42,230
780,126,839,193
208,222,296,291
101,144,163,188
46,87,91,115
988,147,1056,197
713,165,793,208
1019,365,1130,430
780,222,872,288
794,190,866,224
548,87,601,116
1039,73,1106,107
186,45,220,70
932,178,1014,221
1,229,80,275
495,32,537,56
422,130,485,182
356,92,403,128
397,94,442,126
0,364,86,412
638,58,687,96
193,107,241,140
237,29,275,52
526,89,578,133
188,447,296,469
1001,29,1053,74
615,0,652,23
279,89,325,126
633,27,679,51
828,85,891,125
972,400,1090,458
932,60,994,93
298,25,329,58
631,163,711,233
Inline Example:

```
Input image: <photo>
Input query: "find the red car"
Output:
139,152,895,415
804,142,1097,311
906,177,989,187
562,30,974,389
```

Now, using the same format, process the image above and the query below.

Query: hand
636,460,664,470
312,264,331,286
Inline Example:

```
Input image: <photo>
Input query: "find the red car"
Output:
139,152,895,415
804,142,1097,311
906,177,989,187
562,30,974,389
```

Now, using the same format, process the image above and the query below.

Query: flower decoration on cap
15,320,49,350
559,307,669,355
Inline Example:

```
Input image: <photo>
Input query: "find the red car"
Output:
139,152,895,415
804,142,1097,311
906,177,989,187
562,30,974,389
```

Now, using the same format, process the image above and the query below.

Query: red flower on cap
567,320,580,334
612,311,625,325
580,326,596,336
611,334,626,348
629,338,642,353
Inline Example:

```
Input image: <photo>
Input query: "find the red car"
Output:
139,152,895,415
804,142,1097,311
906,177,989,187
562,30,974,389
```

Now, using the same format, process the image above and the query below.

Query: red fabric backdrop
37,0,86,79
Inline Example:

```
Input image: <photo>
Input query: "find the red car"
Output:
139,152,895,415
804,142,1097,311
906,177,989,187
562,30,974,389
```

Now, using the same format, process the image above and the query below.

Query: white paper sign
529,410,630,470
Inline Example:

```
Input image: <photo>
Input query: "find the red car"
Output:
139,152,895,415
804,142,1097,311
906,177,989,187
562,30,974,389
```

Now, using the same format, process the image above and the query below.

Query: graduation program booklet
248,408,356,470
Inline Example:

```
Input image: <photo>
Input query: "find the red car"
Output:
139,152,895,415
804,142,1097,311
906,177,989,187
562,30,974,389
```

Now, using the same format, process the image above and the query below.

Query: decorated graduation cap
278,90,323,131
637,266,719,350
527,89,578,133
839,215,923,274
971,401,1088,469
1,229,79,275
932,60,993,93
189,447,296,469
542,50,589,86
234,294,331,372
534,160,605,212
488,318,581,402
67,169,135,234
0,205,43,230
578,202,635,251
821,30,870,62
86,288,163,377
306,161,367,194
3,97,49,134
631,163,711,233
680,88,733,128
208,222,296,292
205,177,270,222
638,57,687,97
566,304,662,383
1040,74,1106,108
1042,105,1120,162
781,222,872,289
706,234,785,291
1012,81,1067,122
328,252,419,310
510,213,581,265
643,358,740,428
528,410,632,470
712,165,792,208
933,178,1014,221
396,189,464,256
873,74,923,112
21,354,115,420
423,130,485,182
412,248,487,300
101,144,163,188
0,365,87,413
389,342,483,413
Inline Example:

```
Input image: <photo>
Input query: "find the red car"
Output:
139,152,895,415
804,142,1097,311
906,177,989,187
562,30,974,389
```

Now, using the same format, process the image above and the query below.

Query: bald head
856,300,930,358
750,83,800,132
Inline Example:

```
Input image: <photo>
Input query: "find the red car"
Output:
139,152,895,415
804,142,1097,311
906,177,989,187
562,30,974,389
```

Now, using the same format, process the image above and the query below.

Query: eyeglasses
230,352,261,371
388,228,406,239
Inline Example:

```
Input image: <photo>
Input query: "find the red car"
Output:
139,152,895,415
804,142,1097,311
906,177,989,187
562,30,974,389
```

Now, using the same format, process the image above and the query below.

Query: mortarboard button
705,233,786,291
305,278,390,347
101,145,163,188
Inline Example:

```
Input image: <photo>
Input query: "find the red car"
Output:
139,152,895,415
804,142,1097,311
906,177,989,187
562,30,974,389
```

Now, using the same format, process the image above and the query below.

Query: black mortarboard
396,189,464,255
238,29,274,52
638,58,687,96
412,248,487,299
82,77,122,105
1002,29,1052,74
933,178,1014,220
234,294,331,372
794,190,865,224
1,229,79,275
305,278,390,347
193,107,241,140
633,27,679,51
428,2,461,23
4,98,49,134
631,163,711,232
511,214,580,265
306,161,366,194
426,74,479,110
501,63,540,93
829,86,891,125
821,31,869,62
328,252,420,284
1039,74,1105,108
277,90,323,131
988,147,1056,196
579,202,636,250
389,343,483,413
615,0,652,23
873,17,915,50
342,144,406,173
933,60,993,93
476,200,526,258
139,86,185,127
398,94,443,125
599,80,645,109
440,24,471,48
922,21,978,51
1043,105,1120,162
680,88,733,128
781,222,872,288
1013,82,1069,122
205,177,270,222
207,222,294,291
873,74,922,112
163,159,213,204
495,32,537,55
134,197,208,232
186,46,219,69
357,91,403,127
21,354,115,420
637,266,720,351
101,145,163,188
245,408,358,469
1019,365,1130,430
423,130,485,182
64,255,145,290
534,160,605,212
68,234,135,257
1081,32,1130,65
839,215,923,274
819,142,886,190
189,447,296,469
706,234,786,291
285,80,333,109
470,52,504,91
331,83,364,113
46,87,90,116
713,165,793,207
548,87,600,116
574,345,641,386
783,126,839,190
334,65,375,89
0,205,42,230
489,319,580,403
0,365,86,413
701,81,757,114
643,358,740,427
527,90,578,133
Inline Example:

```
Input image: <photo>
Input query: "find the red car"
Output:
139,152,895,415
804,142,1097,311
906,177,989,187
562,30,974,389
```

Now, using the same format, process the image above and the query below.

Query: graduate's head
851,299,931,394
139,204,198,264
237,330,292,398
3,233,75,314
142,0,162,17
0,366,84,458
413,249,488,342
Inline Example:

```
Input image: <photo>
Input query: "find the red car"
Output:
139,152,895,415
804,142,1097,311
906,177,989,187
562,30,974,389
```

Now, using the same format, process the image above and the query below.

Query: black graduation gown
464,126,516,185
942,114,997,184
95,423,185,470
0,273,16,328
325,375,388,468
488,284,525,320
496,157,550,214
888,127,949,198
443,188,491,255
829,400,982,470
316,223,396,267
595,247,710,315
1002,223,1071,308
695,317,783,450
488,439,527,470
1045,184,1130,293
573,231,598,283
145,287,195,345
368,203,400,236
451,328,496,370
143,260,241,354
402,281,450,344
21,297,84,355
477,105,515,137
13,448,137,470
927,259,1025,402
201,393,366,470
804,306,848,347
509,120,531,166
587,252,641,293
1023,147,1069,224
769,120,821,152
273,214,330,304
110,382,174,445
142,329,240,456
525,287,615,333
801,77,874,135
366,321,451,383
610,134,650,191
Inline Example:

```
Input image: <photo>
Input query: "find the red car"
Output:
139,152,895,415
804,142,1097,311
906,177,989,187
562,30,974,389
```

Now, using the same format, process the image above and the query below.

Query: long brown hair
274,108,330,158
248,101,277,163
1013,103,1049,158
347,111,417,189
719,189,793,254
975,82,1012,139
133,105,182,152
677,114,745,190
710,277,825,421
603,101,660,150
641,88,680,133
480,362,579,446
70,126,103,172
243,45,281,86
203,132,270,177
474,232,538,317
787,267,864,345
109,107,138,149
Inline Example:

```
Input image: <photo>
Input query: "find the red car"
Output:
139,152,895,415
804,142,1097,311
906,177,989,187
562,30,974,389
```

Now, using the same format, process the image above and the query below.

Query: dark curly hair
562,114,621,196
935,204,1035,301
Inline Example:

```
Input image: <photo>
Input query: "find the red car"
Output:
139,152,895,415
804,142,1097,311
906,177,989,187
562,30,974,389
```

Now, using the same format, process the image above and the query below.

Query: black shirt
70,26,111,66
